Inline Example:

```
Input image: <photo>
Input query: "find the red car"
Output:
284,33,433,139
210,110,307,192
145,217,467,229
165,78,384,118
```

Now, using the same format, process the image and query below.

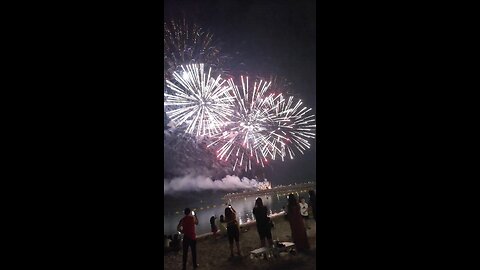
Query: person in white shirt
299,197,310,229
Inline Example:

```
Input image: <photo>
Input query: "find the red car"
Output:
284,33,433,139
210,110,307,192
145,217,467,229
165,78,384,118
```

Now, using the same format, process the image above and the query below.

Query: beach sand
164,215,316,270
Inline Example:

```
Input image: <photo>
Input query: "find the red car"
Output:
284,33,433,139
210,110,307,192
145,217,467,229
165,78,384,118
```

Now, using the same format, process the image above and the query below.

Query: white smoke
164,174,262,194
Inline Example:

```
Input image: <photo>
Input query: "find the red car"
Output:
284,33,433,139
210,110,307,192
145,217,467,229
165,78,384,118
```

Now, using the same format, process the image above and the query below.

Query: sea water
163,189,312,236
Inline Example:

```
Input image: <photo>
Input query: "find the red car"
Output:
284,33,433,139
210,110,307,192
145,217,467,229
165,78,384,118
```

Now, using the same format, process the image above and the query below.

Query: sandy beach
164,214,316,270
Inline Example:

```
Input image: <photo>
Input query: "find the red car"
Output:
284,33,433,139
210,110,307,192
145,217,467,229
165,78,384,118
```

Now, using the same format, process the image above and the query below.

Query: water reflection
164,191,310,235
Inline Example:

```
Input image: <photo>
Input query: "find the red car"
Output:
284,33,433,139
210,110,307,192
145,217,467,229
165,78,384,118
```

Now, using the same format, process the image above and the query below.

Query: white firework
207,76,285,172
164,63,234,137
268,94,316,160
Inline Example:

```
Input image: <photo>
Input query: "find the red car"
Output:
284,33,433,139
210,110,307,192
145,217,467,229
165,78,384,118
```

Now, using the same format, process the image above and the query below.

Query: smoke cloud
164,174,261,194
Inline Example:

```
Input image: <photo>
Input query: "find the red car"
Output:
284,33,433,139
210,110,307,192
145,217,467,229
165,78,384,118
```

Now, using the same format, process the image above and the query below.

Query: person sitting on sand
177,208,199,270
253,197,274,248
218,215,227,236
287,194,310,252
225,205,241,257
210,216,218,240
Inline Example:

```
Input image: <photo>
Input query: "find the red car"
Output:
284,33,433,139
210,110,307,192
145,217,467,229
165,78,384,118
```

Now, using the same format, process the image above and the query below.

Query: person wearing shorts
225,205,241,257
253,197,273,248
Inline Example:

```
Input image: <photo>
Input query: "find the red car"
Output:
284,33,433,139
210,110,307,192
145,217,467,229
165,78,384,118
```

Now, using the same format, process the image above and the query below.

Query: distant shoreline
223,182,316,201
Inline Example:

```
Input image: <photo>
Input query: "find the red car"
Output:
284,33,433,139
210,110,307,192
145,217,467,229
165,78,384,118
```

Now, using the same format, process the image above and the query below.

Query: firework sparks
163,19,316,172
206,76,287,172
268,94,316,160
164,63,234,137
205,76,316,172
164,19,227,80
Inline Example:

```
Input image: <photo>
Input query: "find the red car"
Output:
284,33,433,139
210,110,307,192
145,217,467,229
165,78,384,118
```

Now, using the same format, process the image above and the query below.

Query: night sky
164,0,317,186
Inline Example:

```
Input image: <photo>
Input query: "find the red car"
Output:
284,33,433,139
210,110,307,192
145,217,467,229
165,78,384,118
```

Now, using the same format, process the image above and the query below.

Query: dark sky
164,0,317,185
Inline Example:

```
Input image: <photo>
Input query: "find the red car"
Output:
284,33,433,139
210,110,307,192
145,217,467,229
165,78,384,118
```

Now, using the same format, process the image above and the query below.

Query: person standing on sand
252,197,273,248
287,194,310,252
218,215,227,236
210,216,218,240
308,190,317,221
177,208,199,270
225,205,241,257
299,197,311,229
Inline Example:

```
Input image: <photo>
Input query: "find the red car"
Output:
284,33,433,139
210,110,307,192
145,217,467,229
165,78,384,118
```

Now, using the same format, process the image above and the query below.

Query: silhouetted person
253,197,273,248
287,194,310,252
225,205,241,257
210,216,218,240
218,215,227,236
177,208,199,270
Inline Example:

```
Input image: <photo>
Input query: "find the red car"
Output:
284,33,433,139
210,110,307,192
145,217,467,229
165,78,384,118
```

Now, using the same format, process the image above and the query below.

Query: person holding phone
225,205,241,257
177,208,199,270
253,197,273,248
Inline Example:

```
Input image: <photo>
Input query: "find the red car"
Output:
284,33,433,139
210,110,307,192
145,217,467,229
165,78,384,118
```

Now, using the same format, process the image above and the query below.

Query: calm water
164,189,312,236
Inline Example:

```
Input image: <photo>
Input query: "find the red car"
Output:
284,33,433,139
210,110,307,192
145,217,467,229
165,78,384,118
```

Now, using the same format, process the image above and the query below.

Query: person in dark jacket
252,197,273,248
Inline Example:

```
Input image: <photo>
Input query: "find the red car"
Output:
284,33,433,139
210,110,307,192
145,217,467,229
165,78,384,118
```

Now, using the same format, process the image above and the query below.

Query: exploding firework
207,76,287,172
164,63,234,137
164,19,228,80
205,76,316,172
267,94,316,160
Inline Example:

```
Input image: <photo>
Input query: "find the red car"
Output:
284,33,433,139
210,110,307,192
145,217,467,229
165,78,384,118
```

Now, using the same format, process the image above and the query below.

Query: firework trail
164,63,234,137
164,19,229,80
258,75,293,95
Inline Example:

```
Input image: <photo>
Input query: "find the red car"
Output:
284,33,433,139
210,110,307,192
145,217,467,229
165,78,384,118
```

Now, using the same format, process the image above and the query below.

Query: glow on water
163,190,312,236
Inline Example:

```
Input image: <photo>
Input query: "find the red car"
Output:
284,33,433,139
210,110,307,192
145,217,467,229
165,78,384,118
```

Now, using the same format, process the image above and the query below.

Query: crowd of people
165,190,317,270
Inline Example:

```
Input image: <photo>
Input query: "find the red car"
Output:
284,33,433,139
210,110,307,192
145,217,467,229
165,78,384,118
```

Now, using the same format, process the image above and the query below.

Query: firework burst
164,19,228,80
164,63,234,137
205,76,316,172
267,94,316,160
207,76,287,172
